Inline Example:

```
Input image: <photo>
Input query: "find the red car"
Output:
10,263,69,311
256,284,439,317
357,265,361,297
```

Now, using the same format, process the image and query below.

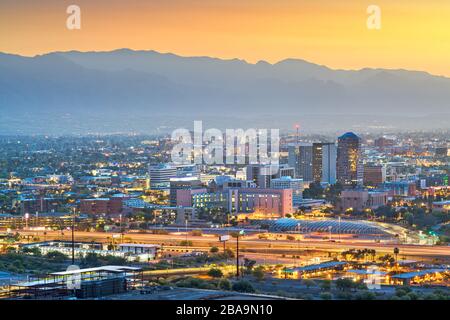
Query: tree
393,247,400,262
22,247,41,256
303,182,324,199
335,278,354,291
207,268,223,278
243,258,256,272
380,254,395,264
324,182,343,205
210,246,219,253
320,280,332,291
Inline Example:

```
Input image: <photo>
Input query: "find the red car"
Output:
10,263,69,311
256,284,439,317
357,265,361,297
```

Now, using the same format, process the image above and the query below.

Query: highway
16,230,450,259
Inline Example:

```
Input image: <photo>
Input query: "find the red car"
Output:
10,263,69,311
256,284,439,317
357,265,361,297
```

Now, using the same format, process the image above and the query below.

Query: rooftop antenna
295,124,300,145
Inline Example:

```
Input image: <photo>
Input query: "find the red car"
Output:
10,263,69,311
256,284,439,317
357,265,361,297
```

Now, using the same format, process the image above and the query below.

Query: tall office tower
149,164,177,190
287,143,313,181
312,142,337,184
337,132,364,186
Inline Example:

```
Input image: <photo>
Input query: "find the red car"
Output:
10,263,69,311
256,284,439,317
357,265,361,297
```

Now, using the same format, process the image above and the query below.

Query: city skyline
0,1,449,304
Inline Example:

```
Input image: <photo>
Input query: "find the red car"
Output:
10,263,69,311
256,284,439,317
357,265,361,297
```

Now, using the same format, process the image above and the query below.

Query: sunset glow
1,0,449,76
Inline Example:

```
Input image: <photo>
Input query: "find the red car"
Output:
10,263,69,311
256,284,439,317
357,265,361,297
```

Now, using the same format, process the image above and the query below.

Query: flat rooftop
391,269,448,279
51,265,142,276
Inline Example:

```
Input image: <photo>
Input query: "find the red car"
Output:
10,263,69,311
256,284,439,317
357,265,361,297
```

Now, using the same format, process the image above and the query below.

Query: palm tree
393,247,399,262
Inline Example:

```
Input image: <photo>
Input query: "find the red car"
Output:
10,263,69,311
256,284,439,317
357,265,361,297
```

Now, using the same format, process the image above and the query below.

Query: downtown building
149,164,178,190
169,177,206,207
287,143,313,182
312,142,337,185
245,164,294,188
363,164,386,187
270,176,304,206
336,132,364,186
191,188,293,217
79,195,131,216
149,163,199,190
337,189,388,213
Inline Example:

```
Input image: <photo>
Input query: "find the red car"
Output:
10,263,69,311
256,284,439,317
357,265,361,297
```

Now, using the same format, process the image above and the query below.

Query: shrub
302,279,316,288
320,280,332,291
252,266,265,282
207,268,223,278
320,293,332,300
232,280,255,293
355,291,376,300
190,230,203,236
179,240,193,247
218,279,231,290
45,251,68,263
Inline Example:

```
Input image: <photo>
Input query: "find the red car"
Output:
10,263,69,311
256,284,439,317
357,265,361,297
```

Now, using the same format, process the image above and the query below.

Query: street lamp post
24,213,29,230
119,214,123,244
338,216,341,242
185,219,188,252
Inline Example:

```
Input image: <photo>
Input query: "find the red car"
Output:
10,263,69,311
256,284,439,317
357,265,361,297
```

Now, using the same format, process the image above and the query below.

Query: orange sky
1,0,449,76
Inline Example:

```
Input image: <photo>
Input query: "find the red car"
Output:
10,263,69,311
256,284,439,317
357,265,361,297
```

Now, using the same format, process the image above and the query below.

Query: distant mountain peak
0,49,449,134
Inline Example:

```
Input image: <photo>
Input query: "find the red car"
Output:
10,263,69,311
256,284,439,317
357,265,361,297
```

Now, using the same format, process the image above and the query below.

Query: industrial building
8,266,143,299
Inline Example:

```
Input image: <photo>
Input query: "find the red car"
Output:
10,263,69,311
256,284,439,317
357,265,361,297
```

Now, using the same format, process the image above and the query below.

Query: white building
149,164,177,190
119,243,161,261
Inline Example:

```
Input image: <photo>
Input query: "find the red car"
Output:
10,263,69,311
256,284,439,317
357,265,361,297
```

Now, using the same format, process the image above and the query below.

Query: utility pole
71,207,75,265
236,233,240,278
236,230,244,278
296,223,301,267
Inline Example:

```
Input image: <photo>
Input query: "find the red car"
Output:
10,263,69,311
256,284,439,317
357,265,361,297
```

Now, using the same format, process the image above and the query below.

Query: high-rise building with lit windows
337,132,363,186
288,143,313,181
312,142,337,184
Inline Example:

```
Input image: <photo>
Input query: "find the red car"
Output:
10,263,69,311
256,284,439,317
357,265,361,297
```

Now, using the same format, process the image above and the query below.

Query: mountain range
0,49,449,134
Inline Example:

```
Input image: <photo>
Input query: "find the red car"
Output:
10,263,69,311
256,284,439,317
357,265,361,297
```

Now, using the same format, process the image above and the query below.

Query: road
17,230,450,258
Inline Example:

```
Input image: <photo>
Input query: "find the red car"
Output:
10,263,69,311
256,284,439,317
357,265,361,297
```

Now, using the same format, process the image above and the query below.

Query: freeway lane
16,230,450,258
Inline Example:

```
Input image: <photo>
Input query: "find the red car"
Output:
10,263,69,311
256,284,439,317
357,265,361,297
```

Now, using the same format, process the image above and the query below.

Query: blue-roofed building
261,218,387,235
